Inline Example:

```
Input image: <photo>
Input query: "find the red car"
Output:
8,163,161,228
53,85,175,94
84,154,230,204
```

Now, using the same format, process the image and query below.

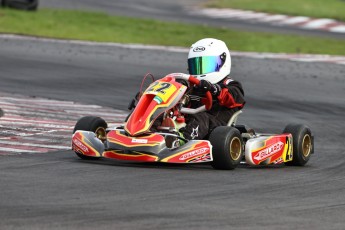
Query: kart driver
180,38,245,140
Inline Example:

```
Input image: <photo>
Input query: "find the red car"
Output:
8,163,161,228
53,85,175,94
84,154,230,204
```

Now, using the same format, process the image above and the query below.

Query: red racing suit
181,77,245,140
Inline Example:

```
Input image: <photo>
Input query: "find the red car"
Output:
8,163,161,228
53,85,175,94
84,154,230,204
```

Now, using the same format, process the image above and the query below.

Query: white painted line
278,16,310,25
0,125,67,134
0,147,37,153
1,117,75,125
302,19,336,29
64,110,128,117
0,97,74,104
200,8,243,14
236,12,269,20
108,123,125,127
199,9,267,20
0,34,190,53
202,10,246,19
0,121,72,129
0,34,344,66
219,12,251,18
224,10,254,16
1,109,81,118
289,58,321,62
257,14,289,22
329,25,345,33
0,140,70,149
0,131,70,139
214,12,247,19
0,99,102,108
36,134,71,138
0,136,68,142
0,103,127,118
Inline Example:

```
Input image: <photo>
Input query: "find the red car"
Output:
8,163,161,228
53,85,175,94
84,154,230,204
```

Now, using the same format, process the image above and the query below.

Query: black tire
283,124,313,166
209,126,243,170
73,116,107,160
2,0,38,11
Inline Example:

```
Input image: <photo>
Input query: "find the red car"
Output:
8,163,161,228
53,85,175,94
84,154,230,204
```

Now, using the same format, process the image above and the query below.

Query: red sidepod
104,130,212,163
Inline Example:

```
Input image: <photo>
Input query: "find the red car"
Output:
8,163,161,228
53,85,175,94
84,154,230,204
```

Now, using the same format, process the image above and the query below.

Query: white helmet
188,38,231,84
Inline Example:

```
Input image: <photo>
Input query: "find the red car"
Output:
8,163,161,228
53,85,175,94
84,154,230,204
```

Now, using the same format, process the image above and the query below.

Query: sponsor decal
193,46,205,52
73,139,88,153
179,147,209,160
131,138,148,144
188,153,212,163
254,141,284,161
273,157,284,164
153,96,163,104
190,125,199,139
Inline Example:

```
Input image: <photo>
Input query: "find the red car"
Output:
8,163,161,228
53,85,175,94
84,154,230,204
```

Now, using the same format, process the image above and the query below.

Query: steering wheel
188,76,213,111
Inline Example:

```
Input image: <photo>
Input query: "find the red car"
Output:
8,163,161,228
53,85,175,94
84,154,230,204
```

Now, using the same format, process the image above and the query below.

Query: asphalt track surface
40,0,345,39
0,37,345,229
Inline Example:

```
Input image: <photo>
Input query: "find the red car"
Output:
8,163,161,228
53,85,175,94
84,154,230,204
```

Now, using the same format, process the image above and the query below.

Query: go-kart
72,73,314,169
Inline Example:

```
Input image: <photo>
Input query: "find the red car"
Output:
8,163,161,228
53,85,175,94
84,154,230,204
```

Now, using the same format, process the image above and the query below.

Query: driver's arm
198,77,245,109
217,78,245,109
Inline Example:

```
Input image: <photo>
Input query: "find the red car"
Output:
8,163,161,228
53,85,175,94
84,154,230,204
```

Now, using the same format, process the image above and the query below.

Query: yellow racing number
145,82,177,102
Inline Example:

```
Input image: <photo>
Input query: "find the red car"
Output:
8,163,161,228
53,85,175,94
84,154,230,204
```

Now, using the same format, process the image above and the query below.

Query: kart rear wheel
209,126,243,170
73,116,107,160
283,124,313,166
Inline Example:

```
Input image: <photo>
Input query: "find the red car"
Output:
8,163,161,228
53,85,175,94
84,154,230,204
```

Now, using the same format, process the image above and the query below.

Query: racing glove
198,80,222,96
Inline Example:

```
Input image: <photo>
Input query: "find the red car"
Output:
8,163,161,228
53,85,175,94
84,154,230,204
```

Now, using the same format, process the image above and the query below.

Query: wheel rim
229,137,242,161
302,134,312,158
95,127,106,142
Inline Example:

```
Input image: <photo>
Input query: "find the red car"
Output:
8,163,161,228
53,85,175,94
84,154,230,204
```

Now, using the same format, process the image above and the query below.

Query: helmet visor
188,56,224,75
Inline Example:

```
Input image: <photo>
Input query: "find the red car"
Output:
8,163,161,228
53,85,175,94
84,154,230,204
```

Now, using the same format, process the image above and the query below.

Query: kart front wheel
73,116,108,160
283,124,313,166
209,126,243,170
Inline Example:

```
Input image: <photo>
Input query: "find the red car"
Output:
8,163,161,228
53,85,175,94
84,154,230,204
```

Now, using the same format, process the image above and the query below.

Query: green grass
0,8,345,55
206,0,345,21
